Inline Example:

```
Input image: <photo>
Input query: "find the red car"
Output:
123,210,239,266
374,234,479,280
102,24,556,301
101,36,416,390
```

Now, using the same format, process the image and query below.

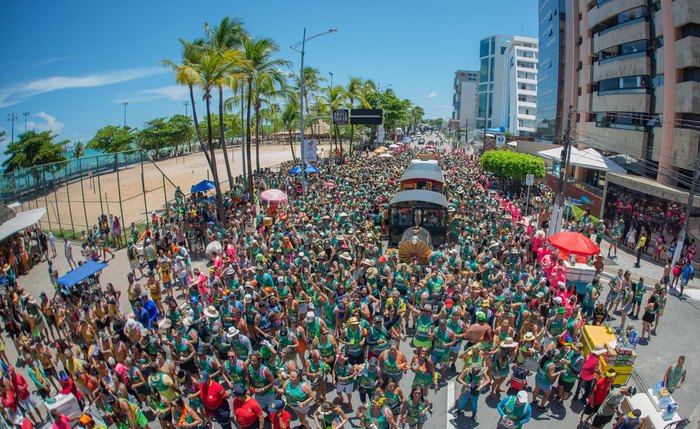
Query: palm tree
205,17,247,188
162,39,213,169
184,48,243,221
345,77,371,154
237,36,291,192
280,100,299,160
252,72,292,171
294,67,325,135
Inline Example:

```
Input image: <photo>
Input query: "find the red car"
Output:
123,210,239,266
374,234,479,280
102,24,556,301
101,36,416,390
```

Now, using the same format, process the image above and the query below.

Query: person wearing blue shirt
680,261,694,299
135,302,151,330
140,293,159,325
254,266,274,290
497,390,532,428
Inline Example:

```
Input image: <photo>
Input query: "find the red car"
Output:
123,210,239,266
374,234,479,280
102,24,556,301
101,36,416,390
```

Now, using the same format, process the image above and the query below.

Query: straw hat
158,319,172,330
340,252,352,262
366,267,379,279
523,332,535,342
226,327,240,338
500,337,518,348
203,306,220,319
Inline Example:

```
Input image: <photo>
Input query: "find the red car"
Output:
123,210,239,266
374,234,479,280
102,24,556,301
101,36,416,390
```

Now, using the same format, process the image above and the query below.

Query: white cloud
426,91,438,98
25,111,64,134
114,85,189,103
0,67,166,108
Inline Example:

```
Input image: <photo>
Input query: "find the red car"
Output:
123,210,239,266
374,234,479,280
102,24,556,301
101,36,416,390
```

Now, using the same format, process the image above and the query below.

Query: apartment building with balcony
452,70,478,129
502,37,539,137
566,0,700,222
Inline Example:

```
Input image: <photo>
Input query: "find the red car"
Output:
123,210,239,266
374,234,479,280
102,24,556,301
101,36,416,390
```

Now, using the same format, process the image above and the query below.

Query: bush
480,149,546,181
570,205,600,229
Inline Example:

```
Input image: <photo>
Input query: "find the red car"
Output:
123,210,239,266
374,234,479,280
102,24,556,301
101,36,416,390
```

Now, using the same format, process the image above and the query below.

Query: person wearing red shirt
232,386,263,429
9,366,42,424
580,369,616,425
58,370,85,410
574,348,604,403
269,400,292,429
199,370,232,429
0,385,22,426
50,409,78,429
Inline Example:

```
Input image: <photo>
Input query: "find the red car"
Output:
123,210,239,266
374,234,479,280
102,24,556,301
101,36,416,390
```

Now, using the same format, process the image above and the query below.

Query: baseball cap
516,390,528,404
199,370,209,383
270,400,285,412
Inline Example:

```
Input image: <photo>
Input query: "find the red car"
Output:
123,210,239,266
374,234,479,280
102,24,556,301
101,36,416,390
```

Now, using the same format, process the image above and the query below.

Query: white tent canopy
537,147,626,174
0,207,46,242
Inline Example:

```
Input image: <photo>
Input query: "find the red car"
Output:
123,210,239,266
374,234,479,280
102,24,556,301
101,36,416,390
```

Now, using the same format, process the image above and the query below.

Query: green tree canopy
88,125,135,153
480,149,546,180
137,115,195,154
72,141,86,159
197,113,241,144
2,130,68,173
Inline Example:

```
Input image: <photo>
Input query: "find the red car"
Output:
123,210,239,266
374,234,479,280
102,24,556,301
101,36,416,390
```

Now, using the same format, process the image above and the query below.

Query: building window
598,40,649,63
596,6,648,37
501,46,507,54
491,37,495,55
490,57,495,81
595,112,654,131
480,58,489,83
480,39,490,57
598,75,649,94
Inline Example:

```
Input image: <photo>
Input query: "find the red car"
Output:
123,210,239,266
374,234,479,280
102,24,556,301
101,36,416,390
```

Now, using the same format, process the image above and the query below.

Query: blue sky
0,0,537,147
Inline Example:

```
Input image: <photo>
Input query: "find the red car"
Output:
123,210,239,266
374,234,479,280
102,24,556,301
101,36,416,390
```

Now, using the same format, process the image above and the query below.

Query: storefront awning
0,207,47,242
537,147,626,174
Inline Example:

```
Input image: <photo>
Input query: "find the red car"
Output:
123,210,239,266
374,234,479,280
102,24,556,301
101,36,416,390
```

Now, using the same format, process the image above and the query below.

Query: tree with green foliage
72,141,86,159
2,131,68,185
480,149,546,181
138,115,195,156
88,125,135,153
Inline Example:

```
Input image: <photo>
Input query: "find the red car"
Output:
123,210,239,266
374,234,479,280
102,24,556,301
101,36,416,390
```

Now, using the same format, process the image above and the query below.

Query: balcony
594,19,649,53
676,37,700,70
676,81,700,114
672,128,700,170
585,121,646,159
673,0,700,29
594,55,650,82
592,93,650,113
588,0,646,29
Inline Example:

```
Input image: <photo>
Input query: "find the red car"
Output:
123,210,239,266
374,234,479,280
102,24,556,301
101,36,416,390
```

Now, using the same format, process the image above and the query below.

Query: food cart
621,389,682,429
582,325,636,386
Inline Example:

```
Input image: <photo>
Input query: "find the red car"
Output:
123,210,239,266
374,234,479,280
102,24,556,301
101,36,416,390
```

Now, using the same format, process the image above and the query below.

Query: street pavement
8,139,700,428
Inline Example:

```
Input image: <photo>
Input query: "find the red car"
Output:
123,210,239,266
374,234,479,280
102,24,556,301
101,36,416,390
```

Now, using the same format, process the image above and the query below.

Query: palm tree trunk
205,94,223,222
240,85,246,183
189,85,212,168
245,79,254,198
336,125,343,164
288,131,296,160
255,103,261,172
218,86,234,188
349,124,355,155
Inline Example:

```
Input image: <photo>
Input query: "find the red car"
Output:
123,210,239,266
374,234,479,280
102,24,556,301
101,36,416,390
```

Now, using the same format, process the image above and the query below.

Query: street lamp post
22,112,29,133
291,28,337,195
183,101,189,117
7,113,18,142
123,102,129,128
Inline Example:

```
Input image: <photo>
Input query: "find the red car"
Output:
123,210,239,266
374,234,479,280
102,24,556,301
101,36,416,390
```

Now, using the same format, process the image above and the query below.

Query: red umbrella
260,189,288,203
547,231,600,256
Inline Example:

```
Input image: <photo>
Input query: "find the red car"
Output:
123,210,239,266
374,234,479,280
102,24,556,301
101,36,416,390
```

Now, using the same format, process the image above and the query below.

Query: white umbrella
379,153,393,158
388,144,399,149
205,240,223,257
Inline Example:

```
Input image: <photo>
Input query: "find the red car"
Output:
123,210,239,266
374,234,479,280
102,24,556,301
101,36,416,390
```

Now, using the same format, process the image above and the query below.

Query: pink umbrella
260,189,288,203
323,181,337,188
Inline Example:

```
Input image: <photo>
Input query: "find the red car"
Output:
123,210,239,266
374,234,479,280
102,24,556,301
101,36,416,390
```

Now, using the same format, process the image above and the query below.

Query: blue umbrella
290,165,319,174
191,180,216,193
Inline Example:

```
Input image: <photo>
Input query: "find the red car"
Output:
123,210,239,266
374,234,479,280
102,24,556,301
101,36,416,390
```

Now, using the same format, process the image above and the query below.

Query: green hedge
480,149,546,180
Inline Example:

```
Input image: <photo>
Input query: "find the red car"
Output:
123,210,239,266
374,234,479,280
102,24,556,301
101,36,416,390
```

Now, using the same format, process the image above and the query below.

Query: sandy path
22,143,330,234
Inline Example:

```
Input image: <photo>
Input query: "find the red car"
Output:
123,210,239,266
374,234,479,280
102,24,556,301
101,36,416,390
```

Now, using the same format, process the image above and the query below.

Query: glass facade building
535,0,566,143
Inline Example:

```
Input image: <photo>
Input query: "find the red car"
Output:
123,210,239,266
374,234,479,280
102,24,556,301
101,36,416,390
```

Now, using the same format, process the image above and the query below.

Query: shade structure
0,207,46,242
290,165,319,175
374,147,387,153
547,231,600,256
55,261,108,287
388,144,399,149
260,189,288,203
191,180,216,193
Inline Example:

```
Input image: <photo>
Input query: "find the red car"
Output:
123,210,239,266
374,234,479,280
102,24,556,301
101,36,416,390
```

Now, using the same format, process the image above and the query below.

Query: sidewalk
594,233,700,299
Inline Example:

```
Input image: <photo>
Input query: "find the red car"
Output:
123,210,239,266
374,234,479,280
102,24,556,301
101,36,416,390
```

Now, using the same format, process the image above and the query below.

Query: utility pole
7,113,18,142
22,112,29,133
548,105,573,236
183,101,189,117
123,102,129,128
671,150,700,270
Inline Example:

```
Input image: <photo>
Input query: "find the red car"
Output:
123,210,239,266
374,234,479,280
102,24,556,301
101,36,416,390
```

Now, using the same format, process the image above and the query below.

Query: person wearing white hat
497,390,532,428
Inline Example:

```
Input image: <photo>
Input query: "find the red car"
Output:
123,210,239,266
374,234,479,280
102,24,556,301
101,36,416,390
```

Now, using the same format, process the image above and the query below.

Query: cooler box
45,393,81,418
563,261,596,283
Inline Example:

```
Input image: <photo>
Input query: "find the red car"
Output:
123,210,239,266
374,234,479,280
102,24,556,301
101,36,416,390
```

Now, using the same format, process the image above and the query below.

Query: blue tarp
191,180,216,193
55,261,108,287
289,165,319,175
485,127,506,133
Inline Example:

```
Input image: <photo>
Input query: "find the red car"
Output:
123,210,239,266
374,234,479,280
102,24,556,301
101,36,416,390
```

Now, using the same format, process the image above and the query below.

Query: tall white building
477,35,538,136
502,37,539,136
452,70,478,129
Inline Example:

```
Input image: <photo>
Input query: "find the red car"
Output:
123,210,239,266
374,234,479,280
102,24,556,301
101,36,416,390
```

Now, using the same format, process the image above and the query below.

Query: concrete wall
594,20,650,53
588,0,646,28
591,92,650,113
593,56,651,82
676,36,700,70
676,81,700,114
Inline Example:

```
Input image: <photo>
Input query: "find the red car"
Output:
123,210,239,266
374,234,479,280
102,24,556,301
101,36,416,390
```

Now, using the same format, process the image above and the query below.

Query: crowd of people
0,145,688,429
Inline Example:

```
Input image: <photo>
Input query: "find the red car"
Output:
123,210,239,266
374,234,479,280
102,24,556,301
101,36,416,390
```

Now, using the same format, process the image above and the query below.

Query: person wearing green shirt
556,342,584,404
582,279,600,320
